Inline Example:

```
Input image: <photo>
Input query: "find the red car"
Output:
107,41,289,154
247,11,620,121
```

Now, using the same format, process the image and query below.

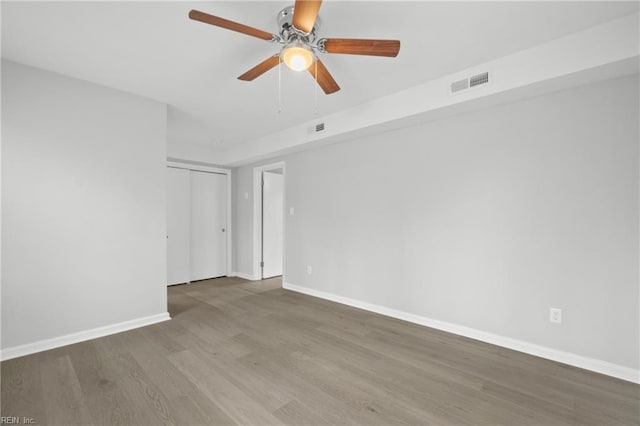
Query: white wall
166,106,224,165
1,60,169,352
232,168,255,275
233,75,639,374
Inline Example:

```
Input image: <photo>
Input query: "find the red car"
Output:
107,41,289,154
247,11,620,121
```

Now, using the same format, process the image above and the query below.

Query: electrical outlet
290,207,295,216
306,265,312,275
549,308,562,324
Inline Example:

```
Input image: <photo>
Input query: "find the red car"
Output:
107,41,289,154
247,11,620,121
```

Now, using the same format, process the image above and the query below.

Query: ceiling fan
189,0,400,95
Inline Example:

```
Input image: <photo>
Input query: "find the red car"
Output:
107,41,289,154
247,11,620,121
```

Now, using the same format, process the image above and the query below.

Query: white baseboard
1,312,171,361
230,271,259,281
283,282,640,384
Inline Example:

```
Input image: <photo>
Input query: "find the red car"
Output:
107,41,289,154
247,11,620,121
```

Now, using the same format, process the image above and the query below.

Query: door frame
167,161,233,277
253,161,286,281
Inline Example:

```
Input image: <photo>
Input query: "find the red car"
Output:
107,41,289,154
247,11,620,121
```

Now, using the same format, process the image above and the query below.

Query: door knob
222,228,226,232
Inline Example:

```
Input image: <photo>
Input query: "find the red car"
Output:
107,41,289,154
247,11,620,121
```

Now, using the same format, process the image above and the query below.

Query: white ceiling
2,1,638,148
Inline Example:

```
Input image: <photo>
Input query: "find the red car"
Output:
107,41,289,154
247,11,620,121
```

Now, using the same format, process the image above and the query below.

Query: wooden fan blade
308,59,340,94
238,54,280,81
322,38,400,57
189,10,275,41
292,0,323,34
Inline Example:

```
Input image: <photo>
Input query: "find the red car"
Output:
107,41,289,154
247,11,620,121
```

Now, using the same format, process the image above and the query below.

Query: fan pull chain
278,55,282,114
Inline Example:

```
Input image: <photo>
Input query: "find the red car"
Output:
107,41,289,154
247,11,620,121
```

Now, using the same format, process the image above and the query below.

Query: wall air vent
315,122,325,132
470,72,489,87
450,71,490,94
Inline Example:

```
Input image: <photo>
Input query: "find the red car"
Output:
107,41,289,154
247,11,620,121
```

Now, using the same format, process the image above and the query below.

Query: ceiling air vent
315,122,325,132
470,72,489,87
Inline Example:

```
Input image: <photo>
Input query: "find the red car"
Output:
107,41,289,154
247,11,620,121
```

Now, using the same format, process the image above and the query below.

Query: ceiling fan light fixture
189,1,401,94
281,42,315,72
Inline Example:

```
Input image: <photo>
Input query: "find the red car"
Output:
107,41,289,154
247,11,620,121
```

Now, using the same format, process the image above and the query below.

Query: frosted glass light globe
281,43,314,72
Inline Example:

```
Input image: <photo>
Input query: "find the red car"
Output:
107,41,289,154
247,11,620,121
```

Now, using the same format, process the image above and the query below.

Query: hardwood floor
2,276,639,425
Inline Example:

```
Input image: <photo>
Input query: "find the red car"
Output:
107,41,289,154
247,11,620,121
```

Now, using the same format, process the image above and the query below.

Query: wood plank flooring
2,277,639,425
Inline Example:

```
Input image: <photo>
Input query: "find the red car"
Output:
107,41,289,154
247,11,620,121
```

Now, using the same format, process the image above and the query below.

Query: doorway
253,162,285,281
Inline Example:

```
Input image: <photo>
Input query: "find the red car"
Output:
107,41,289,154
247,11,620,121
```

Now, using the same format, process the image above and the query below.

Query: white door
167,167,190,285
262,172,283,278
190,171,227,281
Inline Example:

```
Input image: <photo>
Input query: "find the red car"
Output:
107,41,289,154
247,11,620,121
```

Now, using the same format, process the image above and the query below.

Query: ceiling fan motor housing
277,5,321,44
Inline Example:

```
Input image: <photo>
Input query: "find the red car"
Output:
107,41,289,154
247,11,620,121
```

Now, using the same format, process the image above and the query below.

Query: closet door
190,171,227,281
167,167,190,285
